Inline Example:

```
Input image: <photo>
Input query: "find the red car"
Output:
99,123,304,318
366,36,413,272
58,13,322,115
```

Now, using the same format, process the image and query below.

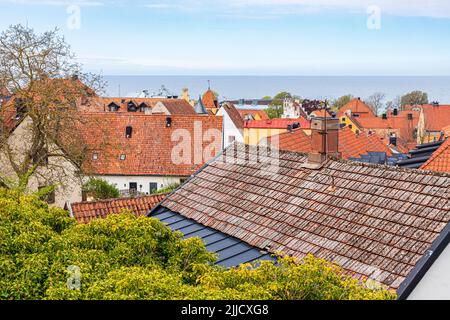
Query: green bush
0,188,396,300
82,178,120,200
155,183,181,194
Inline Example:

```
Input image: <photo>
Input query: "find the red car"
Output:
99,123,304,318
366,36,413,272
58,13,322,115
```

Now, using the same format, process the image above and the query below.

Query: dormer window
127,101,137,112
120,154,126,161
138,102,149,112
126,126,133,138
108,102,120,112
92,152,98,160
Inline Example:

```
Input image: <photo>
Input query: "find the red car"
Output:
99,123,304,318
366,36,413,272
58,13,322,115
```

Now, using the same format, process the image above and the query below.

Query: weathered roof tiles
155,143,450,291
67,193,167,223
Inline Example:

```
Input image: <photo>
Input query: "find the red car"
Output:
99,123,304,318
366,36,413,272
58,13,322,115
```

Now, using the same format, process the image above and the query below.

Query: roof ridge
232,142,450,178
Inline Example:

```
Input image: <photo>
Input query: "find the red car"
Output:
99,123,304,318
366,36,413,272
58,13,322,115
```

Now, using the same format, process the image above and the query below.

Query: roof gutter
397,221,450,300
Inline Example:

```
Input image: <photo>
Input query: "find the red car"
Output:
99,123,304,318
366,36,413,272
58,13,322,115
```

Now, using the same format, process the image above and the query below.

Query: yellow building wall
339,115,361,134
244,128,286,145
422,132,444,144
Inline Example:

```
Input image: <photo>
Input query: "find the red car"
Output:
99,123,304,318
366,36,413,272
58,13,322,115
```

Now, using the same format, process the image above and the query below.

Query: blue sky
1,0,450,75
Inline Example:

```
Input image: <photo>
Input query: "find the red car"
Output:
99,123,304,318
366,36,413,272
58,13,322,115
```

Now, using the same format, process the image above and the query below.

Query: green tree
401,91,429,107
331,94,354,112
265,105,284,119
263,92,293,119
272,91,292,106
82,178,120,200
0,188,396,300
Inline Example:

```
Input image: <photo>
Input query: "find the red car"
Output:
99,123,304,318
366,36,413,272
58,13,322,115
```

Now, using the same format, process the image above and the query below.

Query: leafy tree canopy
331,94,354,112
0,188,396,300
272,92,292,106
265,105,284,119
82,178,120,200
401,91,429,107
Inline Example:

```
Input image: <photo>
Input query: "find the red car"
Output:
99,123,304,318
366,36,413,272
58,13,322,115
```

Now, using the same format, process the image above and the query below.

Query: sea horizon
103,75,450,104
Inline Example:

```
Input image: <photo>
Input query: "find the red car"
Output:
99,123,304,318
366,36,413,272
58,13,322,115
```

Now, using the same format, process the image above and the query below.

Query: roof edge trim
397,221,450,300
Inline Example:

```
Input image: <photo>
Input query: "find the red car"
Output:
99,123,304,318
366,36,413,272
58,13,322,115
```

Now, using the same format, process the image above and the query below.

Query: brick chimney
302,117,340,169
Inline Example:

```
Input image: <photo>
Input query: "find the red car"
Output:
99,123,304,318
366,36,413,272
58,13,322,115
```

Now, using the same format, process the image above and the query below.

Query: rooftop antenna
208,80,211,90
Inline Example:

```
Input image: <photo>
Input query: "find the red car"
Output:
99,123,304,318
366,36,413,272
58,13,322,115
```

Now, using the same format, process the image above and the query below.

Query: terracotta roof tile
158,100,197,115
268,128,312,153
202,89,218,109
269,126,392,159
337,98,376,118
419,104,450,132
238,109,269,120
311,109,332,118
245,118,310,129
90,97,195,114
69,193,167,223
160,143,450,290
421,138,450,173
79,113,223,176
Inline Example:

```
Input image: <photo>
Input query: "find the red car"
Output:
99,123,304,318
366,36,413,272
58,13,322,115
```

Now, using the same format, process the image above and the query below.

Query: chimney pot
303,117,341,169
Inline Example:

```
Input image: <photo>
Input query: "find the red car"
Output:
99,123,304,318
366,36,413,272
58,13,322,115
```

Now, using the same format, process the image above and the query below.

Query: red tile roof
79,113,223,176
68,193,167,224
92,97,196,114
443,125,450,135
338,127,393,159
310,109,332,118
245,118,310,129
202,89,218,109
353,111,419,143
1,79,98,131
160,143,450,290
269,129,312,153
337,98,376,118
269,126,392,160
157,99,197,115
421,138,450,173
238,109,269,121
419,104,450,132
